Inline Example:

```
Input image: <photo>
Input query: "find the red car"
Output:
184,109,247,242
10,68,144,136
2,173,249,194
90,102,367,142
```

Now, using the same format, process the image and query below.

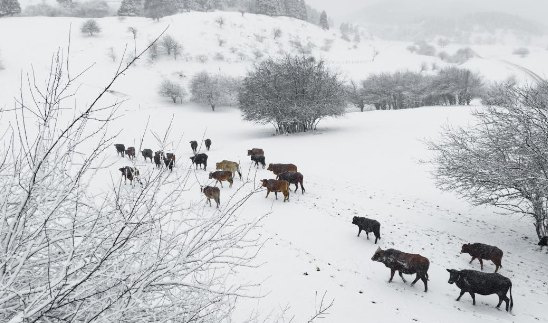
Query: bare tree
215,15,225,28
160,34,181,57
420,61,429,73
158,79,187,103
346,80,365,112
0,30,264,323
273,27,282,40
107,46,117,62
427,83,548,238
190,71,238,111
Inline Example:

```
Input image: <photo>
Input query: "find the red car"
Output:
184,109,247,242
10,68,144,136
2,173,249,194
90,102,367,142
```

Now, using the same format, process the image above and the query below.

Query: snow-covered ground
1,12,548,323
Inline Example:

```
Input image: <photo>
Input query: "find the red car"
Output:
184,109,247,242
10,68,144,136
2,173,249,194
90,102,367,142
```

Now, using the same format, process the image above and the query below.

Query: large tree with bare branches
427,82,548,239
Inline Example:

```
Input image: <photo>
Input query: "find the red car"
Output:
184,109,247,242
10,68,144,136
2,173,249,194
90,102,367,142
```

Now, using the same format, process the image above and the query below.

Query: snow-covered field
1,12,548,323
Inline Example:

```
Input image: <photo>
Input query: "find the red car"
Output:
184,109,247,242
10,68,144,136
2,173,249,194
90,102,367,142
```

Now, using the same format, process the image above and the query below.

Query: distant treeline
348,67,484,111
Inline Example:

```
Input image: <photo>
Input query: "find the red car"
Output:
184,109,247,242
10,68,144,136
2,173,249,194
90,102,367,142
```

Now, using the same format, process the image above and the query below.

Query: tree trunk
532,198,548,238
211,104,215,111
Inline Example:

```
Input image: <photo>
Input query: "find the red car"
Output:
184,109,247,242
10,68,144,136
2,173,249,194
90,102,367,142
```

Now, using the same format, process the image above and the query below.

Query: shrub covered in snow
80,19,101,36
189,72,239,111
158,79,187,103
513,47,530,58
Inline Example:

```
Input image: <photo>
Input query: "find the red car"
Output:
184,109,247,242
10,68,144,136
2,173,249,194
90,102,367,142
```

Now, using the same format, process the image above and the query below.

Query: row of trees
348,67,484,111
0,0,21,17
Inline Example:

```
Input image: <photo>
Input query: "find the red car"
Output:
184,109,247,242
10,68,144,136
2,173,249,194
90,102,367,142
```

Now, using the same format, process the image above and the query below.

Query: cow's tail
509,283,513,311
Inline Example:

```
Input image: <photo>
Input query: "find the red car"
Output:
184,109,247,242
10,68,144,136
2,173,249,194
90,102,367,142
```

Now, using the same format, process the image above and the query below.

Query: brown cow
461,243,504,273
216,160,242,180
205,139,212,151
141,149,153,163
154,151,163,168
201,186,220,208
119,166,140,185
190,141,198,153
209,171,233,188
267,163,297,176
164,153,175,171
371,247,430,292
261,179,290,202
247,148,264,156
125,147,136,160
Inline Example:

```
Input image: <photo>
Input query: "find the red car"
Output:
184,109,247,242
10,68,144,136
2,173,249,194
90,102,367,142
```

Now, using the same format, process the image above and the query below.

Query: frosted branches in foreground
0,32,263,322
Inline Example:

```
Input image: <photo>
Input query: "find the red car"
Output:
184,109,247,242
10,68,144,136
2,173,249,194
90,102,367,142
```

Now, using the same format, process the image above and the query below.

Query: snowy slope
1,12,548,323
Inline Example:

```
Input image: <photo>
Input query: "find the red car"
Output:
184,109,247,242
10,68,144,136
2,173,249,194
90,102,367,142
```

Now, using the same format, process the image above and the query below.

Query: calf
205,139,212,151
154,152,162,168
201,186,220,208
461,243,503,273
247,148,264,156
447,269,513,312
190,153,208,170
164,154,175,171
267,163,297,176
125,147,136,160
216,160,242,180
352,216,381,244
114,144,125,157
141,149,153,163
119,166,140,185
371,247,430,292
190,141,198,153
209,171,233,188
261,179,290,202
277,171,305,194
539,236,548,249
251,155,266,168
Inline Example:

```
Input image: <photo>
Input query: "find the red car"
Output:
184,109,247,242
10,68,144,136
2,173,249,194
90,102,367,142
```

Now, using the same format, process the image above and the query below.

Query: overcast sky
306,0,548,25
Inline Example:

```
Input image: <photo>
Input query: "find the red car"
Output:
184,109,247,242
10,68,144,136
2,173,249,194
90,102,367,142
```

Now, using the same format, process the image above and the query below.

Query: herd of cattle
112,140,548,314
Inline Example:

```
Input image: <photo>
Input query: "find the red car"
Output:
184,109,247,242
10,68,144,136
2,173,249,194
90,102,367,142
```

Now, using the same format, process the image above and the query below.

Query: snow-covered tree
0,33,263,323
80,19,101,36
0,0,21,17
428,82,548,239
319,10,329,30
254,0,277,16
118,0,143,16
159,79,187,103
239,56,346,134
144,0,177,21
189,71,233,111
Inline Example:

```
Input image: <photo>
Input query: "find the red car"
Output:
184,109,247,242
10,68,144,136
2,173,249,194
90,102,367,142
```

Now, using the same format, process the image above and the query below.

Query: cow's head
371,247,383,262
261,179,268,187
539,236,548,246
190,156,196,163
247,150,253,156
119,167,126,174
352,216,360,225
208,172,214,179
446,269,461,284
216,162,222,170
267,164,273,171
460,244,470,254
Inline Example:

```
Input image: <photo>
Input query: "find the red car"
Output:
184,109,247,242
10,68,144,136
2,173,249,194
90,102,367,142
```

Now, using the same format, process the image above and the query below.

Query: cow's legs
421,275,428,292
219,180,224,188
456,290,465,301
494,263,500,273
411,274,420,286
469,292,476,305
389,269,395,282
469,256,476,264
365,232,370,240
478,258,484,270
265,190,270,198
398,271,407,283
274,192,278,200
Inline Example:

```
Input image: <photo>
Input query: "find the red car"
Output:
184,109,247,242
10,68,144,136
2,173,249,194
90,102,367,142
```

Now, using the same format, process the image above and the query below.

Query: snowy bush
252,49,264,60
437,38,450,48
107,47,117,62
158,79,187,103
273,27,282,39
71,0,110,18
215,16,225,28
448,47,476,64
148,41,159,61
160,35,182,59
0,0,21,16
118,0,142,16
190,72,239,111
437,51,449,61
80,19,101,36
214,52,225,61
406,44,418,53
217,37,226,47
127,26,138,39
239,56,346,134
414,40,436,56
254,33,266,43
321,39,334,51
196,54,209,63
513,47,530,58
420,61,429,72
144,0,176,21
229,46,238,53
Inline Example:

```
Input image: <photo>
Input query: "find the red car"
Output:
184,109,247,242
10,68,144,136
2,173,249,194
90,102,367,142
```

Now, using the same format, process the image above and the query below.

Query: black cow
447,269,513,312
371,248,430,292
251,155,266,168
352,216,381,244
154,152,162,169
119,166,140,185
164,154,175,171
205,139,212,151
190,153,208,170
539,236,548,249
277,171,305,194
141,149,153,163
114,144,125,157
461,243,503,273
190,141,198,153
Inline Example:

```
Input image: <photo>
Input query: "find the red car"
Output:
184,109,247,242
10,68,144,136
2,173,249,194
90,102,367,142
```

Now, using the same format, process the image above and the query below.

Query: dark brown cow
154,152,162,169
538,236,548,249
190,153,208,170
141,149,153,163
125,147,136,160
251,155,266,168
164,154,175,171
261,179,290,202
276,171,305,194
267,163,297,176
119,166,140,185
209,171,233,188
461,243,503,273
205,139,212,151
190,141,198,153
201,186,220,208
247,148,264,156
371,247,430,292
114,144,125,157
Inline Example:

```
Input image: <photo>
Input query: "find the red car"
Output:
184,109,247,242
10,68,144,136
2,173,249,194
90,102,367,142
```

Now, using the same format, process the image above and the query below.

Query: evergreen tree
0,0,21,17
118,0,143,16
297,0,307,20
319,10,329,30
255,0,277,16
144,0,177,21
